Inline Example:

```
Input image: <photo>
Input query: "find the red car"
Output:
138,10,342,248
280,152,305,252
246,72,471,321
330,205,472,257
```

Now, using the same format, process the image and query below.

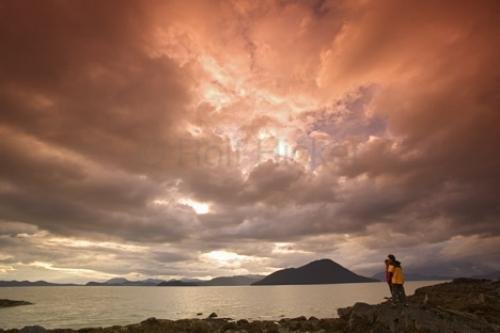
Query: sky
0,0,499,283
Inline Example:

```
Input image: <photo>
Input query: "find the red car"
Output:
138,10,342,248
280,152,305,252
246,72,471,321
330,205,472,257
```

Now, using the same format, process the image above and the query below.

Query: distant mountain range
0,280,77,287
86,274,264,287
252,259,378,285
157,280,199,286
0,275,263,287
86,278,163,286
3,259,497,287
201,274,264,286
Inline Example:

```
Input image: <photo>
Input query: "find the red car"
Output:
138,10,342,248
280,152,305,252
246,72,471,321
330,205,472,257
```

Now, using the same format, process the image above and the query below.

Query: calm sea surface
0,281,443,329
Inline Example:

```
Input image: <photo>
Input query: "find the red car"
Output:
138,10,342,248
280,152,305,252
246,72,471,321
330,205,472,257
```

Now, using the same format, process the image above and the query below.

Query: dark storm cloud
0,0,195,176
0,0,206,243
324,0,500,238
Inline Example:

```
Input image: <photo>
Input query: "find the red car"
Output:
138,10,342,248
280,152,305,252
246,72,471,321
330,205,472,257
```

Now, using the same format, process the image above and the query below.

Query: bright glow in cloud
28,262,115,279
0,265,15,273
178,198,210,215
201,250,250,266
46,237,148,252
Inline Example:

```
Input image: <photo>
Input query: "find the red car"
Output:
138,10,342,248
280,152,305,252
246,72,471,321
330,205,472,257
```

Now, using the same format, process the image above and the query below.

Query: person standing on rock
385,259,393,298
387,254,406,305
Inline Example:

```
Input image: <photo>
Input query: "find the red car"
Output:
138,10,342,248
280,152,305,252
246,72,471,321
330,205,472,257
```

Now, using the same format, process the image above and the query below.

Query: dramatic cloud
0,0,499,282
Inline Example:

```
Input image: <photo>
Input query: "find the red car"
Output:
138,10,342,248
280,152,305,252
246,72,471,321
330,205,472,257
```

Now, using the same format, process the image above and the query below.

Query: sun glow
201,250,250,266
178,198,210,214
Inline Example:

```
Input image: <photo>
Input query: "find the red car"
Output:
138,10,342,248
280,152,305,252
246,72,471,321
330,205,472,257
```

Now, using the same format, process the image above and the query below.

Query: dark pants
391,283,406,303
387,283,393,297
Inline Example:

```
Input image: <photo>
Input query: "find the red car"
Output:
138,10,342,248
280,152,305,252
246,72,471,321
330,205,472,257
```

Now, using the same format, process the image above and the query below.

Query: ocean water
0,281,443,329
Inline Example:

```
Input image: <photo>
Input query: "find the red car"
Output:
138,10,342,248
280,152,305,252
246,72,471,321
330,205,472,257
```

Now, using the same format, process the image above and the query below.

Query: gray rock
19,326,46,333
338,301,500,333
236,319,249,326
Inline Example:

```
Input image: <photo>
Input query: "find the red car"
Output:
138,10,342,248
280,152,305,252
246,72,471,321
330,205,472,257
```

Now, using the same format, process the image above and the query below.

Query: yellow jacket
388,264,405,284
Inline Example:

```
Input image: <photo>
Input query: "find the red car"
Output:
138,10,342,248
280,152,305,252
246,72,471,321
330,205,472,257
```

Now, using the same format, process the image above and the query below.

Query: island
0,299,33,308
2,278,498,332
252,258,378,285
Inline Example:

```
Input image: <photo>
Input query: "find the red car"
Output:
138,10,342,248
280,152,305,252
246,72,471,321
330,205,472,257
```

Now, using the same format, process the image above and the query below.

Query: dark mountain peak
296,258,357,275
253,258,377,285
309,258,335,264
303,258,344,268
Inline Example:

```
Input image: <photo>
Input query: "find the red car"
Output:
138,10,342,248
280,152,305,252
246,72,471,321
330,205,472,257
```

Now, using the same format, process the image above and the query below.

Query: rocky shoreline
1,279,499,333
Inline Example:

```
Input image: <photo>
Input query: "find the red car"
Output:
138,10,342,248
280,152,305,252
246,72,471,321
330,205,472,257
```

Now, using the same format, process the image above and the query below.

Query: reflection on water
0,281,442,329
